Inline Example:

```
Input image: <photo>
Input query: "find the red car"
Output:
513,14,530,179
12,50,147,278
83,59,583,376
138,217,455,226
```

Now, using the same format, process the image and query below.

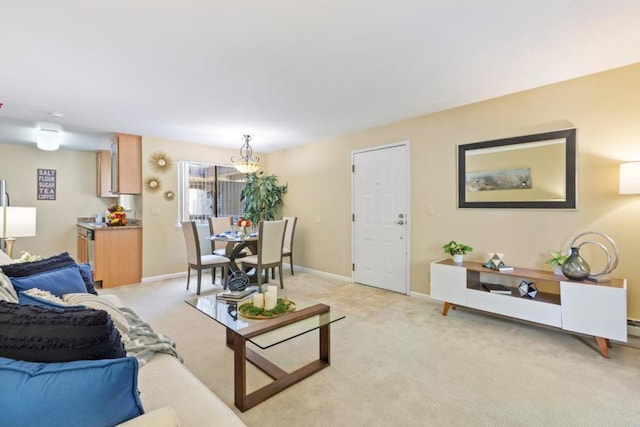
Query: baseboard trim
286,265,351,283
142,265,352,284
628,324,640,338
141,271,188,283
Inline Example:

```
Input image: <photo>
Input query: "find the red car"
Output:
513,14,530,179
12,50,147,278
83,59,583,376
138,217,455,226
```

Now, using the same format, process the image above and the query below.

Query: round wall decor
145,176,162,192
149,151,173,172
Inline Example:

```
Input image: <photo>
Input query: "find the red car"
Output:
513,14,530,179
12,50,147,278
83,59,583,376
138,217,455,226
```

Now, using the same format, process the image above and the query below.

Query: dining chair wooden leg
211,267,217,284
186,266,191,290
289,254,294,275
271,268,275,280
279,264,284,289
197,269,202,295
222,265,228,289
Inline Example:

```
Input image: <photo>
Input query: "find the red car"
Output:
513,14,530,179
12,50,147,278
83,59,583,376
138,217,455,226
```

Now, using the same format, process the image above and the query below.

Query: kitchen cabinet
77,226,90,264
96,150,115,197
111,133,142,194
93,226,142,287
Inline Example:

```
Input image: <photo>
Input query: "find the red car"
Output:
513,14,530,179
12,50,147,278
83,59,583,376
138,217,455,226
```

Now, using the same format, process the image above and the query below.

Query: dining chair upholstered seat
240,219,287,289
181,220,230,295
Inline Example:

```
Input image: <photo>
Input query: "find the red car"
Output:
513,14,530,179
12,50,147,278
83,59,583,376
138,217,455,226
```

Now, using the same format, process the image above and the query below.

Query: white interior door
352,143,408,293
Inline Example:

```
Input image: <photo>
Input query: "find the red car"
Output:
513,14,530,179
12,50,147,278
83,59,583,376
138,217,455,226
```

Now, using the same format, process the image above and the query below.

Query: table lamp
0,207,37,258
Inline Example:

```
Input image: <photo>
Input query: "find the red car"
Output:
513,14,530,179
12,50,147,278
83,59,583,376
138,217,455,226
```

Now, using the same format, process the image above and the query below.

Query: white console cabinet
430,259,627,358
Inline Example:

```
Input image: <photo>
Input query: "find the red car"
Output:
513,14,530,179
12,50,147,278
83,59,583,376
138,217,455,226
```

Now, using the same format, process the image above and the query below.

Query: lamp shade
0,207,37,238
619,162,640,194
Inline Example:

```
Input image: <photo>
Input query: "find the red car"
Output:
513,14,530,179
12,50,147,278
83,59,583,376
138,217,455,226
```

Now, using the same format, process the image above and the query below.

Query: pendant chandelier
231,134,261,174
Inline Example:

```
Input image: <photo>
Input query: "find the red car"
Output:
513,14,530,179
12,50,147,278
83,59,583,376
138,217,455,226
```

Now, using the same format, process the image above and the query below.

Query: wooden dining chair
181,220,230,295
240,219,287,289
272,216,297,278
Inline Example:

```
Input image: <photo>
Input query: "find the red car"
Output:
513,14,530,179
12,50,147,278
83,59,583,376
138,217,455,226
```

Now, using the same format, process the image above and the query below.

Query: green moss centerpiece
238,298,296,319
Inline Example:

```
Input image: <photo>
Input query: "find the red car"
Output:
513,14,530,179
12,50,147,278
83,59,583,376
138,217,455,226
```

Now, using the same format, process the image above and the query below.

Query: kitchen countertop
77,219,142,230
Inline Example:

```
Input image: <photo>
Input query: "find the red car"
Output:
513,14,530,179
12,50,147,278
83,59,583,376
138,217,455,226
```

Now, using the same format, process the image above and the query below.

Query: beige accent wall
140,136,267,278
0,144,115,257
266,63,640,319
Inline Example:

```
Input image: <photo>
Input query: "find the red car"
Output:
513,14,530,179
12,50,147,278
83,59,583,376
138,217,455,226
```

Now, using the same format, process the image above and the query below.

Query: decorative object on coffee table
518,280,538,298
238,298,296,319
226,270,249,292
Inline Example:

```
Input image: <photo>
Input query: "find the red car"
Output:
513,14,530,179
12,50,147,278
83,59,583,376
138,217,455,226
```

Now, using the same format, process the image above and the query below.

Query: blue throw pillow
0,356,144,427
10,264,87,297
17,291,84,310
77,263,98,295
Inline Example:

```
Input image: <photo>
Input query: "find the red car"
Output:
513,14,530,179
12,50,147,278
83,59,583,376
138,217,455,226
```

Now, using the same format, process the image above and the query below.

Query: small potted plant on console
442,240,473,263
547,250,569,275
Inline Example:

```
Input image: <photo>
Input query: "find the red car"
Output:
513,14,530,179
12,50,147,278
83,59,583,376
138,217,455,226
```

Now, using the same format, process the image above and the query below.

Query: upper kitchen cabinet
111,133,142,194
96,150,116,197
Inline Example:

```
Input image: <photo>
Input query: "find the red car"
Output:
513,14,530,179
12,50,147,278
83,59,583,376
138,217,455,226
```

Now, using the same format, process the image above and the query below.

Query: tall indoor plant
240,172,288,226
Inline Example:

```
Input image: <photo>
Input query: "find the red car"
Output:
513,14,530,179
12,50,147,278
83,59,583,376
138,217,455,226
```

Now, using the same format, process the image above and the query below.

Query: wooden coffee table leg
319,323,330,363
232,331,248,411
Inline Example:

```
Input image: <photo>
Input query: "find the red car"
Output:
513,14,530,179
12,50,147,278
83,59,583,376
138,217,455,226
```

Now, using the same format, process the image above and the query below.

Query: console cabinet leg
442,302,451,316
595,336,609,358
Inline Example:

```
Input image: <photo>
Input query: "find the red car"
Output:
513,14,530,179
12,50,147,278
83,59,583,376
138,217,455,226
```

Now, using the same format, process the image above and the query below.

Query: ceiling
1,1,640,153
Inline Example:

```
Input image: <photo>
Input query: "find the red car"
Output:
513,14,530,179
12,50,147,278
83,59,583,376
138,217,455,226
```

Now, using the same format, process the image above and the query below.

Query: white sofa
101,294,246,427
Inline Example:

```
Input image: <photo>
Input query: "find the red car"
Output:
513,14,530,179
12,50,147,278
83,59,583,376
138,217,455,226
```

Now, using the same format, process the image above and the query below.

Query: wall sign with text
37,169,57,200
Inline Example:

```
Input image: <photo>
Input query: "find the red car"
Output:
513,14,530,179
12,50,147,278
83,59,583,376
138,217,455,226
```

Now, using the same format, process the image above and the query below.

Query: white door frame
351,141,411,294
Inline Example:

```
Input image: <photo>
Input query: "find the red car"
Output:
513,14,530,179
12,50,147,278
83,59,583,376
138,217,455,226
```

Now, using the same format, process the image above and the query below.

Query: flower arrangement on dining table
237,217,252,236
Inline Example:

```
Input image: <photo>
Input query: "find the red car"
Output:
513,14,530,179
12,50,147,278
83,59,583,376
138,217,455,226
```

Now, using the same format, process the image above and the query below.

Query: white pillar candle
252,293,264,309
267,285,278,297
264,291,277,310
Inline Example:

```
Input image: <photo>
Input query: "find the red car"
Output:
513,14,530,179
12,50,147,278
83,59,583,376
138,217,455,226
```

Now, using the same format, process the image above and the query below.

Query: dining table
208,232,259,278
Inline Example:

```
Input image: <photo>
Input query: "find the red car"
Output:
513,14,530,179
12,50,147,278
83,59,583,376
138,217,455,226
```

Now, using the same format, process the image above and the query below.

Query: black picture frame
458,129,576,209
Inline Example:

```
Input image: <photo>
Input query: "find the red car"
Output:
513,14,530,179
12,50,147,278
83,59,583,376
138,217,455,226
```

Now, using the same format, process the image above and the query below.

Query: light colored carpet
102,271,640,426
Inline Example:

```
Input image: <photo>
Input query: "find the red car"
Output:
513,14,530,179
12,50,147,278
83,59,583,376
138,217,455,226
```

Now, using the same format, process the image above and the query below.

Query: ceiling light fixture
36,128,61,151
36,121,63,151
231,134,261,174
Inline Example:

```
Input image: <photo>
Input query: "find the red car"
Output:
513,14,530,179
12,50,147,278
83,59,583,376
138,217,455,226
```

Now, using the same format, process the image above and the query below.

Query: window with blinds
178,161,247,225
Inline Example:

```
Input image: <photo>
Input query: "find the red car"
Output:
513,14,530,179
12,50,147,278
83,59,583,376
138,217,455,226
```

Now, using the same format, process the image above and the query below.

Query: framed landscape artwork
458,128,577,209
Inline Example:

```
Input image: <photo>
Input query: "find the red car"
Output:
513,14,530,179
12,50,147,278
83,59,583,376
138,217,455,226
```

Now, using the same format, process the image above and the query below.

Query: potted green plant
442,240,473,263
547,250,569,275
240,172,288,226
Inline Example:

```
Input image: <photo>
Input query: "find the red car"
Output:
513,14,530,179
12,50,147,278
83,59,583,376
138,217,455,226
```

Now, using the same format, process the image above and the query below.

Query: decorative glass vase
561,247,590,280
240,226,248,237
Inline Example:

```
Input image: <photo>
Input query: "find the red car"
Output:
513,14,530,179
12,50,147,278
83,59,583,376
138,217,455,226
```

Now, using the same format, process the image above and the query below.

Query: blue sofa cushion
77,263,98,294
0,301,126,362
0,252,75,277
0,356,144,427
9,264,88,297
0,252,98,295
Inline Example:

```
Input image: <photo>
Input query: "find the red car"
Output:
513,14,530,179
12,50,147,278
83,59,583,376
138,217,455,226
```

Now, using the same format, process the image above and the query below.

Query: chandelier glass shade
231,135,261,174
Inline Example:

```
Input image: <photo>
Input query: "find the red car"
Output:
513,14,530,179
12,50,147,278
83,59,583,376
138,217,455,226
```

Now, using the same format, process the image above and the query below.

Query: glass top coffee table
185,289,345,411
